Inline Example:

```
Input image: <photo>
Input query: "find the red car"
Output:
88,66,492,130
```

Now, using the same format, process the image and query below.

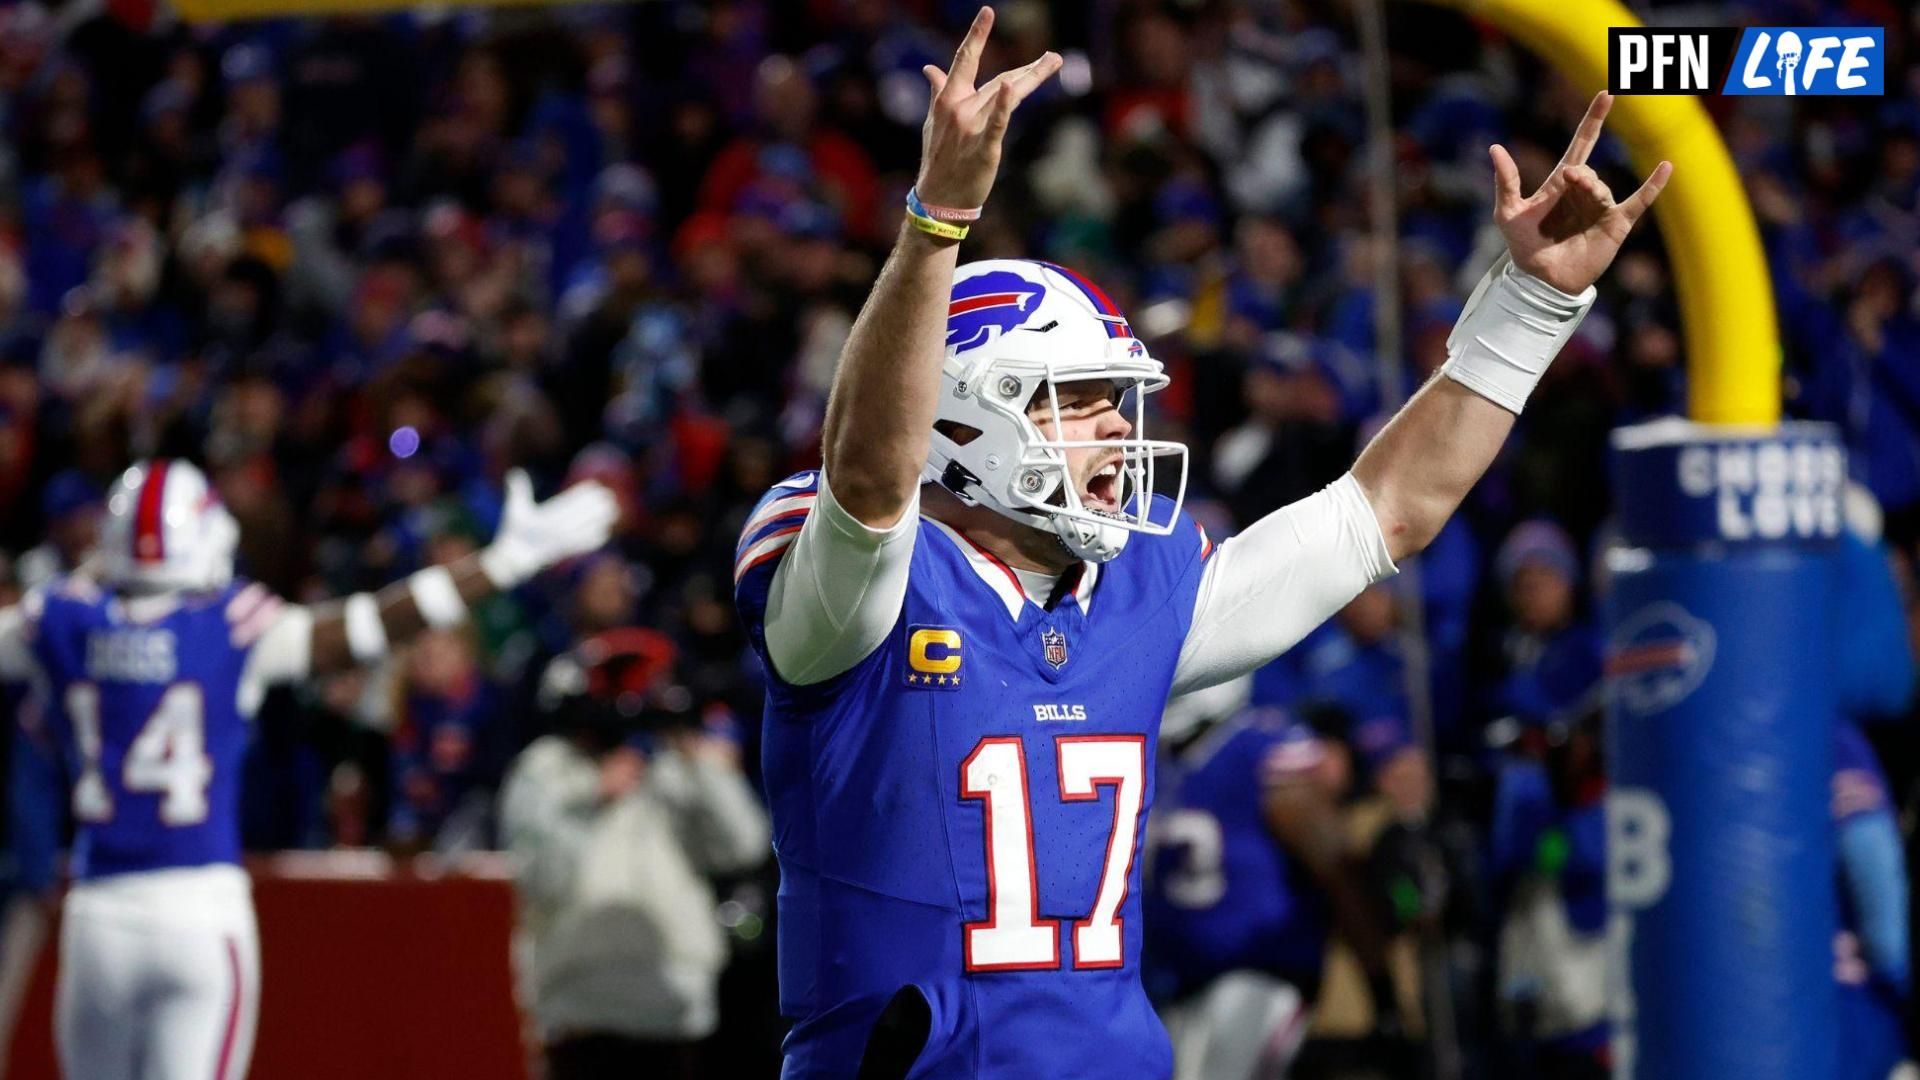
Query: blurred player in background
502,627,768,1080
1833,720,1911,1080
1144,678,1398,1080
1831,486,1917,1080
0,459,614,1080
732,6,1668,1075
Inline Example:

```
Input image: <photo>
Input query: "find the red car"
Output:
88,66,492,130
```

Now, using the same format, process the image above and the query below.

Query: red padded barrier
5,852,531,1080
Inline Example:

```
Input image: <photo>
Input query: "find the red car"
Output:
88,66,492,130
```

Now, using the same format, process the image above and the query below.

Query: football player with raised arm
0,460,616,1080
732,8,1671,1077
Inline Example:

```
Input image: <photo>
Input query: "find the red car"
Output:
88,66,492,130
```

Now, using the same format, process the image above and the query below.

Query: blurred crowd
0,0,1917,1073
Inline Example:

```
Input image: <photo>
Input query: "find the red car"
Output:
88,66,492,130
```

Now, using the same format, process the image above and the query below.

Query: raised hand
1489,92,1673,295
915,7,1063,211
480,469,619,587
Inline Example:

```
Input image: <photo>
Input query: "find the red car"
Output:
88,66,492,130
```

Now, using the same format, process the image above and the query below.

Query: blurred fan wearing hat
501,627,768,1080
1491,519,1603,731
17,469,101,590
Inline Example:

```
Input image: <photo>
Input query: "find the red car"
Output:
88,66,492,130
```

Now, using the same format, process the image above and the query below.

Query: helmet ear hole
933,420,984,446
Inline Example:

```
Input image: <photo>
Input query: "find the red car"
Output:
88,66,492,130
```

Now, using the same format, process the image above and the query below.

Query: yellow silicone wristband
906,211,969,242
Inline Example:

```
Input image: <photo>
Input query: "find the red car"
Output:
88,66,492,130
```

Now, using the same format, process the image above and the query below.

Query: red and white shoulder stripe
733,484,820,584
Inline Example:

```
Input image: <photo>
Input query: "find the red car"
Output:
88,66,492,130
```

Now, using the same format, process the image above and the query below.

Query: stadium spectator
1487,520,1603,731
15,468,98,589
1488,709,1609,1080
1253,583,1410,732
502,628,768,1080
387,626,503,853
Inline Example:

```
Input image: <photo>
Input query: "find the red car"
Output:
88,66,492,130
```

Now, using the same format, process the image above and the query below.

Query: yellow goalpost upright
1416,0,1781,424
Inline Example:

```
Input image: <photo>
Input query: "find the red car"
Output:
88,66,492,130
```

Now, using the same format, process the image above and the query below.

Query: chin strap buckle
940,460,982,504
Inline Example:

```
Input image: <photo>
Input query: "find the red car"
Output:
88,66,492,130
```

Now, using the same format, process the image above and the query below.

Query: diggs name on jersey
86,628,178,683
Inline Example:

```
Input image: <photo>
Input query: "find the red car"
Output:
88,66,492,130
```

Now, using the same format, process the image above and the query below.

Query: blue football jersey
735,472,1211,1080
26,577,280,879
1142,707,1330,1002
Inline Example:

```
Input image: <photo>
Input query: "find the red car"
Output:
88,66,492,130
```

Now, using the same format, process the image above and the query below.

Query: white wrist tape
407,566,468,628
343,593,388,663
1441,253,1595,414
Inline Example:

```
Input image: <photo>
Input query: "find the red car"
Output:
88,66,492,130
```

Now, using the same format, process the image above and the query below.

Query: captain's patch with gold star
905,626,964,690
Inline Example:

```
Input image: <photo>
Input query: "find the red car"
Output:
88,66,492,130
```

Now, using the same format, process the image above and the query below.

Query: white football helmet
924,259,1188,562
96,459,240,593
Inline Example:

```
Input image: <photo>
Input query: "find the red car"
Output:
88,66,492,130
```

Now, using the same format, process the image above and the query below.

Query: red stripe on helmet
133,460,170,563
948,292,1027,317
1039,261,1131,339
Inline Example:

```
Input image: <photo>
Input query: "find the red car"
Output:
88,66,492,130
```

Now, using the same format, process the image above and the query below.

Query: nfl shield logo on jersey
1040,627,1069,670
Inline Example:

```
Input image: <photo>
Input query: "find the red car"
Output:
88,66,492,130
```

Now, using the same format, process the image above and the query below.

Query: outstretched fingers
1489,144,1525,216
1557,91,1613,170
1615,160,1675,225
997,52,1065,104
504,468,533,513
942,7,994,102
1563,165,1612,207
971,80,1010,139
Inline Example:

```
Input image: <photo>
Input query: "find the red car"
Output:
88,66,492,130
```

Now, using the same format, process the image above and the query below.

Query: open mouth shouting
1082,456,1124,516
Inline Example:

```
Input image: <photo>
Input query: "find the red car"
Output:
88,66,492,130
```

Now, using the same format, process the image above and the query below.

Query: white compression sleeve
1170,473,1398,697
762,472,920,686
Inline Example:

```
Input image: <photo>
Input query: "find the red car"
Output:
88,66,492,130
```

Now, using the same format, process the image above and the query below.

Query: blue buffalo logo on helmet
946,270,1047,352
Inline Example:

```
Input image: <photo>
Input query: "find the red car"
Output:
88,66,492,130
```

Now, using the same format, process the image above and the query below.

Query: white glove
479,470,620,588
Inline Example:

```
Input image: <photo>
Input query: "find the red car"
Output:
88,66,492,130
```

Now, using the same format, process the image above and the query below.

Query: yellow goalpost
1415,0,1782,424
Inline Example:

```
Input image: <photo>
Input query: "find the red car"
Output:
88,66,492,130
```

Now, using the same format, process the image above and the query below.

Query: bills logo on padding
1606,601,1717,714
948,271,1046,352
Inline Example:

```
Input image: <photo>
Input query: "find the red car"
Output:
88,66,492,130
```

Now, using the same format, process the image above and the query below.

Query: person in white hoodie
501,627,770,1080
